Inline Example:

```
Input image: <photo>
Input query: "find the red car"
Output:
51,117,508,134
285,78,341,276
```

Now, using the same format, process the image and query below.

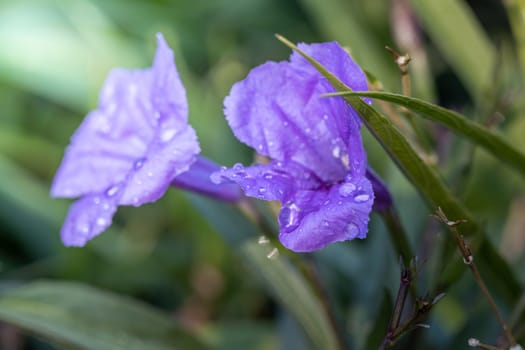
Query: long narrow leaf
242,241,340,350
188,194,340,350
275,35,522,303
0,281,209,350
325,91,525,179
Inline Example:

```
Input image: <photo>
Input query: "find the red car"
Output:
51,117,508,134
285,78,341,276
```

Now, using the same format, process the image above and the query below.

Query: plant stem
435,207,518,348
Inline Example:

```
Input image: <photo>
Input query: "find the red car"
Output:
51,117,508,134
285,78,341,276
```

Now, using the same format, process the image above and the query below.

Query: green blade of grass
325,91,525,179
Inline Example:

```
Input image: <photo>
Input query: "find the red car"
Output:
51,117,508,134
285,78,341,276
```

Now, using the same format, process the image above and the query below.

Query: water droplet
353,191,370,203
258,187,267,195
339,183,356,197
147,171,153,177
102,203,110,210
210,172,222,184
263,173,273,180
283,121,289,127
345,222,360,237
96,217,107,226
305,128,311,134
322,114,329,120
322,220,329,227
134,159,145,169
278,203,300,232
106,186,119,197
332,146,341,158
233,163,244,172
136,179,142,185
78,224,89,234
268,141,274,147
93,197,101,205
160,128,176,142
341,154,350,169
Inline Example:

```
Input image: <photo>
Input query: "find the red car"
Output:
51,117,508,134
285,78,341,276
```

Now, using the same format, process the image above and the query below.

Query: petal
119,125,199,205
51,33,191,199
224,42,369,182
278,176,373,252
150,33,189,125
211,160,320,202
366,168,392,211
171,157,241,201
292,42,369,102
60,192,119,247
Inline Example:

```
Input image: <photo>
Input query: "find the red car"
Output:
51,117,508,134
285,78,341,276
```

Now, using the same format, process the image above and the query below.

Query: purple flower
212,42,374,252
51,33,200,246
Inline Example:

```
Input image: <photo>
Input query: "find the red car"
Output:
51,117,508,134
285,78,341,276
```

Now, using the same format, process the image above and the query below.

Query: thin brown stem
434,208,518,347
378,262,412,350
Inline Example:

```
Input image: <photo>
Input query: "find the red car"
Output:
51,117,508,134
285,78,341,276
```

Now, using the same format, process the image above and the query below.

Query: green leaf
505,0,525,84
0,281,209,350
363,289,393,350
409,0,495,100
187,194,340,350
241,241,340,350
326,91,525,179
275,34,521,303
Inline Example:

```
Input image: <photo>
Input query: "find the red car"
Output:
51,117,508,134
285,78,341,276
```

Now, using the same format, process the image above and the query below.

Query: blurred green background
0,0,524,349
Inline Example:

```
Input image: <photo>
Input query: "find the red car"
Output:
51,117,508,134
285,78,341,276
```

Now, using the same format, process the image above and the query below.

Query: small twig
467,338,503,350
377,259,440,350
385,46,435,158
378,262,412,350
434,207,519,348
385,46,411,98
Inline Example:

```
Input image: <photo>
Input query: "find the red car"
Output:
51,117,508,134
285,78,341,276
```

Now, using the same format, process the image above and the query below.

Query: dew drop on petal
332,146,341,158
210,172,222,184
278,203,300,232
345,222,360,237
160,128,176,142
93,197,101,205
96,217,107,226
233,163,244,172
353,191,370,203
258,187,267,195
134,159,145,169
77,223,90,235
339,183,356,197
263,173,273,180
147,171,153,177
106,186,119,197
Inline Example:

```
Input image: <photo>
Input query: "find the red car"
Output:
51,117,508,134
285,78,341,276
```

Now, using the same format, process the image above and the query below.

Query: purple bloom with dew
51,33,223,246
212,42,374,252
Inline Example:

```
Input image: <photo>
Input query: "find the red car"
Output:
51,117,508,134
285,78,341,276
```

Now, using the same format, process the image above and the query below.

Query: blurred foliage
0,0,524,349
